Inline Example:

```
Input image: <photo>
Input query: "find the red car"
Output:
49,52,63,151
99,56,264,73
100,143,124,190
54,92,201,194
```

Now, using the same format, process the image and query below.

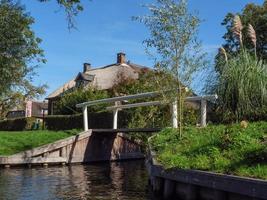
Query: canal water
0,160,160,200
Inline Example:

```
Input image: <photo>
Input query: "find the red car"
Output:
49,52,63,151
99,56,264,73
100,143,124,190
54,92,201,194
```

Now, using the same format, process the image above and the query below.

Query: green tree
0,0,47,119
136,0,205,136
216,1,267,71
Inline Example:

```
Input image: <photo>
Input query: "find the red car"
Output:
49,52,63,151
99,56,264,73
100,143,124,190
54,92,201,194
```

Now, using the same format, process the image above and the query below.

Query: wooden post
176,183,197,200
83,106,88,131
163,179,176,199
60,147,67,158
113,108,118,129
152,177,164,194
51,101,54,115
201,99,207,127
172,99,178,128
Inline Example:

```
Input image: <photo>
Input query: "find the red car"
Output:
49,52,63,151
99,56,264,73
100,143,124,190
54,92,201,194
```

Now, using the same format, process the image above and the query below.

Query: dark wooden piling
163,179,176,199
176,182,197,200
152,176,164,194
147,147,267,200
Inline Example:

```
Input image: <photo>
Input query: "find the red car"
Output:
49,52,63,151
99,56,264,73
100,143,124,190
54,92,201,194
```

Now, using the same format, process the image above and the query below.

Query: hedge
44,112,130,130
0,117,36,131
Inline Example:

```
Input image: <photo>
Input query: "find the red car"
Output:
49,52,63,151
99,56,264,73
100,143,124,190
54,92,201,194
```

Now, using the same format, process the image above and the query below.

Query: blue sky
21,0,264,97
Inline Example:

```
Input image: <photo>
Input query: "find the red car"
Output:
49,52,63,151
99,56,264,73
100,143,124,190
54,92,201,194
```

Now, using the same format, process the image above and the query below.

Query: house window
76,80,89,88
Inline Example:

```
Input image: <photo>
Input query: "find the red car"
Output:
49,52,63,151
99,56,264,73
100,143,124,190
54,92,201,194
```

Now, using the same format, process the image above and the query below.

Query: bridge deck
92,128,162,133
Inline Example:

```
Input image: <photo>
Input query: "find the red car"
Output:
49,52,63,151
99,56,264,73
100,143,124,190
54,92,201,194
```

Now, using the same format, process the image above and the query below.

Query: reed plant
216,16,267,121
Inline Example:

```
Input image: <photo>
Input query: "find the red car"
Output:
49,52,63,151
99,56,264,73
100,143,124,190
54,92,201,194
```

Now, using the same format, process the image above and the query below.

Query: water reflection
0,160,155,200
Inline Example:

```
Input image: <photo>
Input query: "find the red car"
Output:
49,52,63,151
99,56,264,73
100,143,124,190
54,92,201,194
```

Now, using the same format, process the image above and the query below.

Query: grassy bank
150,121,267,180
0,130,79,156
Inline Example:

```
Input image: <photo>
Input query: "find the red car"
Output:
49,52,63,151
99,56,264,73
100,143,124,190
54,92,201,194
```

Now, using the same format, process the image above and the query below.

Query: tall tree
136,0,205,136
216,0,267,71
0,0,47,119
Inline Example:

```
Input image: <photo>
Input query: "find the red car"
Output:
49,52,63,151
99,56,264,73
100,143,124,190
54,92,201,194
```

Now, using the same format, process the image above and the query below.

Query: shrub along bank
0,129,79,156
0,117,36,131
150,121,267,180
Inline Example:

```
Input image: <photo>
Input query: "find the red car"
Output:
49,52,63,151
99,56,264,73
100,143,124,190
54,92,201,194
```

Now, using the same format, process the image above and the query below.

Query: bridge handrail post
200,98,207,127
113,108,118,129
83,106,88,131
171,99,178,128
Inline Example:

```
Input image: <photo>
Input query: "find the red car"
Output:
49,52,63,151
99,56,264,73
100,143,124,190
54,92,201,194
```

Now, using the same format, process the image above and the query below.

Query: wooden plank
0,157,67,165
106,95,218,111
76,91,160,108
107,101,162,110
92,128,161,133
186,95,218,101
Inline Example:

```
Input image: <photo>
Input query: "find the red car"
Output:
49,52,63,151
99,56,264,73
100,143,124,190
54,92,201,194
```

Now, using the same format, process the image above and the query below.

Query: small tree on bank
135,0,205,136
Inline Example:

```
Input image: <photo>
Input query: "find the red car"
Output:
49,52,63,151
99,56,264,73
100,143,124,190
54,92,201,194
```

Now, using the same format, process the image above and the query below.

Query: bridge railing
76,91,217,131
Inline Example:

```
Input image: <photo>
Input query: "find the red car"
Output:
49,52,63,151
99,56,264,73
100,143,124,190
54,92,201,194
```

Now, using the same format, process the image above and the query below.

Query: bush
44,112,132,130
150,121,267,179
0,117,36,131
44,114,83,130
53,88,110,115
111,71,199,128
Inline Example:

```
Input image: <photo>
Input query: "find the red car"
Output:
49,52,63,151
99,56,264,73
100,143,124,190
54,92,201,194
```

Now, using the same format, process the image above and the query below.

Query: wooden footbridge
76,90,217,131
0,91,216,167
0,129,155,167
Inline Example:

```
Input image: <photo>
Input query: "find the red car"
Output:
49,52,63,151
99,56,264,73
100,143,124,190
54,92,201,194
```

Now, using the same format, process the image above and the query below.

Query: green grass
150,121,267,180
0,129,80,156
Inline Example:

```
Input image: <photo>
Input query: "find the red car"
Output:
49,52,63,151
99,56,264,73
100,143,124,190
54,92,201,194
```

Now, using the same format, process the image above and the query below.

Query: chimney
83,63,91,73
117,52,126,64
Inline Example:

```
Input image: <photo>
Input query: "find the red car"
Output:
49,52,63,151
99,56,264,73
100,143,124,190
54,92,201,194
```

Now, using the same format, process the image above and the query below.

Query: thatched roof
46,62,149,99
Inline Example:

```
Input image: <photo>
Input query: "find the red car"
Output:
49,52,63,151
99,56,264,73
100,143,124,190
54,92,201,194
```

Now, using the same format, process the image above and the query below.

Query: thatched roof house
46,53,149,114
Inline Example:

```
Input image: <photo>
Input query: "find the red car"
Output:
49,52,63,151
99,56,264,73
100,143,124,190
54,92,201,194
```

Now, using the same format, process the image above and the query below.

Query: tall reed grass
212,16,267,122
218,49,267,121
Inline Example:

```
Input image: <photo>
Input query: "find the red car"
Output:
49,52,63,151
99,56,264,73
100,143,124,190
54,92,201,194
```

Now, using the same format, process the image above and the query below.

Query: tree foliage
53,88,109,115
38,0,84,29
215,1,267,71
136,0,205,136
0,0,47,119
111,71,172,128
113,71,199,128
